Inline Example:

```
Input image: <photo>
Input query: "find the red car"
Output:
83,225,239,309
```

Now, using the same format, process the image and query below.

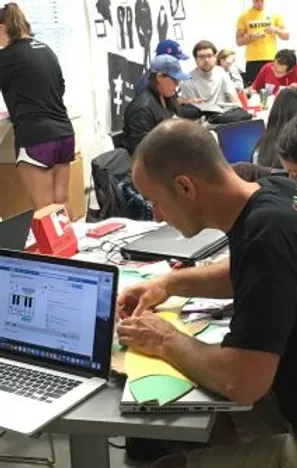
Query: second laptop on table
121,224,228,265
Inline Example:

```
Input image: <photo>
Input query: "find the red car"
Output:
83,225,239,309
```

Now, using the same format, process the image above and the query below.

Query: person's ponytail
0,2,32,42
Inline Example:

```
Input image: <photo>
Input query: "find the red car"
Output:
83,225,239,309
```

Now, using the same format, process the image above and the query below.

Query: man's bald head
132,119,229,187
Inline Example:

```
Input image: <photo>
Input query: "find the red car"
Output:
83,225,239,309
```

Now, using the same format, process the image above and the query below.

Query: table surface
47,376,216,443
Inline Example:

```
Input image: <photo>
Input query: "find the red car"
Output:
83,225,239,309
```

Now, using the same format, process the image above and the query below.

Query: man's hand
117,312,178,356
177,97,205,106
264,26,276,35
189,97,205,104
117,277,169,319
249,31,265,41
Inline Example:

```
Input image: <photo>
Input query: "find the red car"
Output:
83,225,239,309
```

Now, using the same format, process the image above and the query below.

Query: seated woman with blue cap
121,54,190,155
135,39,189,95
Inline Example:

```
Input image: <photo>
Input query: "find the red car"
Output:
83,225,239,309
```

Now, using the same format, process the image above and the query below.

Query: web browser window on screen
0,256,114,369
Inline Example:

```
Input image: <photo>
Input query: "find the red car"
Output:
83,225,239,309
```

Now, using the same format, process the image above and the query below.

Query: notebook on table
0,249,118,435
120,381,252,414
121,225,228,265
0,209,33,250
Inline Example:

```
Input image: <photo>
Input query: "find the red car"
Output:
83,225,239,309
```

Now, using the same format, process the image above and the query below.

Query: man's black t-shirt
0,38,73,148
222,176,297,427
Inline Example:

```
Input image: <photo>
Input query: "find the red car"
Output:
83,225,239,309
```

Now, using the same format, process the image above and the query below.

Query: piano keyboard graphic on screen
8,294,35,322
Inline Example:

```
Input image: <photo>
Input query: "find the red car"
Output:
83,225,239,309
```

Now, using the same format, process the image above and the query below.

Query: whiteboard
17,0,83,104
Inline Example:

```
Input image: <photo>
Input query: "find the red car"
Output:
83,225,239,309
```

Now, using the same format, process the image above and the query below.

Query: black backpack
86,148,152,222
208,107,252,124
86,148,131,222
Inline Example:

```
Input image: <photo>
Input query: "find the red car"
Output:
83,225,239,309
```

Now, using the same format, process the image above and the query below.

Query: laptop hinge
0,352,98,379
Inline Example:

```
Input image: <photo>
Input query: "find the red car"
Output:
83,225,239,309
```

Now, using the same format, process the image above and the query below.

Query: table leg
69,434,110,468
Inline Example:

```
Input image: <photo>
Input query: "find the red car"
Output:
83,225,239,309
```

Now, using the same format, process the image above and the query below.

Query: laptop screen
216,119,265,164
0,252,117,378
0,210,33,251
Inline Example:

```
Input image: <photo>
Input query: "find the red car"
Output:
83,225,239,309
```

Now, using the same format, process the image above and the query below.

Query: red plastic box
31,204,78,257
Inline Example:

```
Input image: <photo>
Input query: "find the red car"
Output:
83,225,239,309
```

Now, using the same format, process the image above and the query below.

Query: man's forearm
276,28,289,40
161,331,239,400
177,97,202,106
160,329,276,405
164,257,232,299
236,34,252,46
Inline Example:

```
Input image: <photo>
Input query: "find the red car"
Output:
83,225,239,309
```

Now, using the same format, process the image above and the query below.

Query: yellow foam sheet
125,311,191,383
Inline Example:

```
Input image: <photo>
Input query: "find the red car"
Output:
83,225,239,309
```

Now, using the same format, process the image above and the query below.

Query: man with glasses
180,40,240,107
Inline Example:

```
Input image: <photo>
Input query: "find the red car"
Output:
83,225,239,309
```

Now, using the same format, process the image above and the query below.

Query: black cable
80,227,160,262
108,227,159,244
108,440,127,449
106,247,122,264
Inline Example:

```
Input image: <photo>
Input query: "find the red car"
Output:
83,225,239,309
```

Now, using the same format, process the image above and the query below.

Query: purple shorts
17,136,75,168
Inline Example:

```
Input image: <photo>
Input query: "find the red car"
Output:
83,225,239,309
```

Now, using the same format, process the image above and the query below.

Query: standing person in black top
121,54,189,155
117,119,297,467
0,3,75,215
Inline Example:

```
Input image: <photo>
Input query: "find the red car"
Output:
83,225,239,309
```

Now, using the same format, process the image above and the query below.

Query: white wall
82,0,246,166
76,0,297,182
4,0,293,185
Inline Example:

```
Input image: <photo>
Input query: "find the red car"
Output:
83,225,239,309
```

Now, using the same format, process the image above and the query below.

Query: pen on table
182,315,231,328
181,303,234,324
181,312,211,323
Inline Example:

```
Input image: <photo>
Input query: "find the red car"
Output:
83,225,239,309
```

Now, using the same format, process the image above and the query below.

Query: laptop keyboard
0,362,82,404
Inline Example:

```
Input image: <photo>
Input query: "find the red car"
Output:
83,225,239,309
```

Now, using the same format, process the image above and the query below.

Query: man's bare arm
165,257,232,299
119,312,279,404
275,26,289,40
117,257,232,318
236,28,251,46
177,97,204,106
161,330,279,404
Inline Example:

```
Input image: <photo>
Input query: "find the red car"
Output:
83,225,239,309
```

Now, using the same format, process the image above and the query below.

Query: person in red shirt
251,49,297,94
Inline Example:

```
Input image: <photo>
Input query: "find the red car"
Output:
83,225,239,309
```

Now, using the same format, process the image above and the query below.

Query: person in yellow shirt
236,0,289,85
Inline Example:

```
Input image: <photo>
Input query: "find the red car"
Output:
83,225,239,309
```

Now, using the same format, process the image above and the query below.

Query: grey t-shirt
181,65,237,105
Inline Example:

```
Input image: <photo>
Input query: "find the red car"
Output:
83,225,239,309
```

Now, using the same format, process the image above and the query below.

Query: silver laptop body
0,249,118,435
120,381,252,414
121,225,228,264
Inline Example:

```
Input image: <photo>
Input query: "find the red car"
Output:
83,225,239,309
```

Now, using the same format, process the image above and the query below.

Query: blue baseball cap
156,39,189,60
151,55,190,81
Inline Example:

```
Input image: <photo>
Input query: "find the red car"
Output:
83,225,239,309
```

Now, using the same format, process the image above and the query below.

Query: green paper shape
129,375,193,405
112,340,126,352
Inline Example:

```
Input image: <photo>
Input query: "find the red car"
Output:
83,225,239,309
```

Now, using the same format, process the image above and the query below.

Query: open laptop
0,209,33,250
120,382,252,414
0,249,118,435
214,119,265,164
121,225,228,265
